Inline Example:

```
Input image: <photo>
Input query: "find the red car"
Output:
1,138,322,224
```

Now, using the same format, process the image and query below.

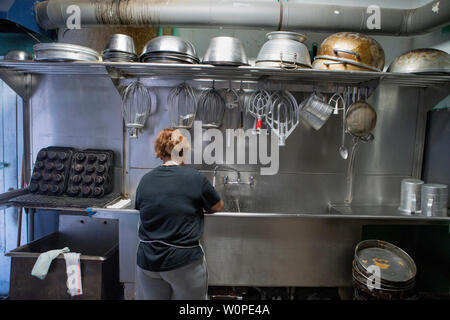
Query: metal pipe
35,0,450,35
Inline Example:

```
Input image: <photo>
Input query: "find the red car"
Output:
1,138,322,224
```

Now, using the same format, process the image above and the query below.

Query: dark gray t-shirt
135,165,221,271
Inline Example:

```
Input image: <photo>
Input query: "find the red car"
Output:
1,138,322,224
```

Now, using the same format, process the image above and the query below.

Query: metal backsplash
30,76,425,213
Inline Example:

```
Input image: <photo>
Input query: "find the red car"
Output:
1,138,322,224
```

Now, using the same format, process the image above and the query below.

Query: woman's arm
204,200,224,214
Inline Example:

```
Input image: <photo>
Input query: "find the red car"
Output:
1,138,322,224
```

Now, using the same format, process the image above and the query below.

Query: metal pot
203,36,249,66
312,32,385,72
387,48,450,74
256,31,311,69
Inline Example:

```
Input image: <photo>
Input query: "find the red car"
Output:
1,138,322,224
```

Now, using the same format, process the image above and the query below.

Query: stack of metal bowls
398,179,424,214
140,36,200,64
102,34,138,62
421,184,448,217
352,240,416,300
202,36,249,66
255,31,311,69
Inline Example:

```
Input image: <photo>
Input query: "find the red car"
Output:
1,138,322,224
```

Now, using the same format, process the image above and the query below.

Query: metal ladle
339,87,351,159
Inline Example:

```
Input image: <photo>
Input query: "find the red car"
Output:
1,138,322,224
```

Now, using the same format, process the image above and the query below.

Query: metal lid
422,183,447,191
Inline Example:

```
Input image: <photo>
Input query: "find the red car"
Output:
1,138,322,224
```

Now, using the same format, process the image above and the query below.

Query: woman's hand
204,200,224,214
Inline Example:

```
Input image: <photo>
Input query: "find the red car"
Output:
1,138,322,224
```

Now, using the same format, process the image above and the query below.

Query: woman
134,128,224,300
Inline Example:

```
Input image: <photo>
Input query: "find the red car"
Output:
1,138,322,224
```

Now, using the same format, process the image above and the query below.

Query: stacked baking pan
66,149,114,198
29,147,74,196
29,147,114,199
102,34,138,62
140,36,200,64
352,240,417,300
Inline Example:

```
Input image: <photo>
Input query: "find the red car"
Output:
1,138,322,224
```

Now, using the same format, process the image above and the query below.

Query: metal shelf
0,61,449,88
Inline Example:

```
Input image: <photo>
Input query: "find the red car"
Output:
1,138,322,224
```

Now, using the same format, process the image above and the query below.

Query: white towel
63,252,83,296
31,247,70,280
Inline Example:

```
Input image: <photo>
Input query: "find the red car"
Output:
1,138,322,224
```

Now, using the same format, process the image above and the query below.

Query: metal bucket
398,178,424,214
421,184,448,217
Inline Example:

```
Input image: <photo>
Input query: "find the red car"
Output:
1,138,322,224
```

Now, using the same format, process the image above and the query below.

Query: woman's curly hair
154,128,189,160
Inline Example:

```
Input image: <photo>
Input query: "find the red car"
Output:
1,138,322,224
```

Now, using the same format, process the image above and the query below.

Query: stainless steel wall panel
30,75,123,167
355,85,419,176
350,175,408,206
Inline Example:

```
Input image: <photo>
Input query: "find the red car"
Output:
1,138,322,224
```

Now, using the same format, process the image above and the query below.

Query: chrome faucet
212,165,254,187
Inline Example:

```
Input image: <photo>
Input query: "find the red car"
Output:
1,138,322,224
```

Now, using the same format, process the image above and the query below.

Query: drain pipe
36,0,450,35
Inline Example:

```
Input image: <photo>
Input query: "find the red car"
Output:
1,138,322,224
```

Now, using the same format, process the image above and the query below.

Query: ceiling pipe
35,0,450,36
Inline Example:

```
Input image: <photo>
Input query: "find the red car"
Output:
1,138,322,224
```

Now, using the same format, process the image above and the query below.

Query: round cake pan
34,43,99,62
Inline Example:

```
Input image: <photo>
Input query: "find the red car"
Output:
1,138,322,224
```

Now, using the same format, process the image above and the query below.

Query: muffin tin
66,149,114,198
28,147,114,199
29,147,74,196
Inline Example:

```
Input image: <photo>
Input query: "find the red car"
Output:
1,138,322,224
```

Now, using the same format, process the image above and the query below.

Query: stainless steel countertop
89,204,450,222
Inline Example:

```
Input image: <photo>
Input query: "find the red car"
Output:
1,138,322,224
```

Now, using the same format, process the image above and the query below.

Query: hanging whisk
266,90,299,146
121,80,153,138
167,81,197,129
247,87,271,134
196,80,226,128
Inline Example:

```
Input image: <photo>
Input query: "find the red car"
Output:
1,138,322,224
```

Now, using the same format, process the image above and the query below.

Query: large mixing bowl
256,31,311,69
387,48,450,74
203,36,249,66
141,36,198,59
312,32,385,72
103,34,136,55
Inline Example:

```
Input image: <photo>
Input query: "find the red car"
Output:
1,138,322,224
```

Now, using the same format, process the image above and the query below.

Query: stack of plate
33,43,99,62
102,34,138,62
352,240,417,300
140,36,200,64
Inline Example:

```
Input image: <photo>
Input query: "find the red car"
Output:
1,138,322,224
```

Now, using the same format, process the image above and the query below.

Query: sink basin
223,198,241,212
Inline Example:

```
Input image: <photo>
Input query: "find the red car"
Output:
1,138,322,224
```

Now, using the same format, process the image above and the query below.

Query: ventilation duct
35,0,450,36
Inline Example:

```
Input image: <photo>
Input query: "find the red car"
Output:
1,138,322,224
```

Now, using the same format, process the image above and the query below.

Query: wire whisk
266,90,299,146
121,80,153,138
247,88,271,134
167,82,197,129
196,80,226,128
